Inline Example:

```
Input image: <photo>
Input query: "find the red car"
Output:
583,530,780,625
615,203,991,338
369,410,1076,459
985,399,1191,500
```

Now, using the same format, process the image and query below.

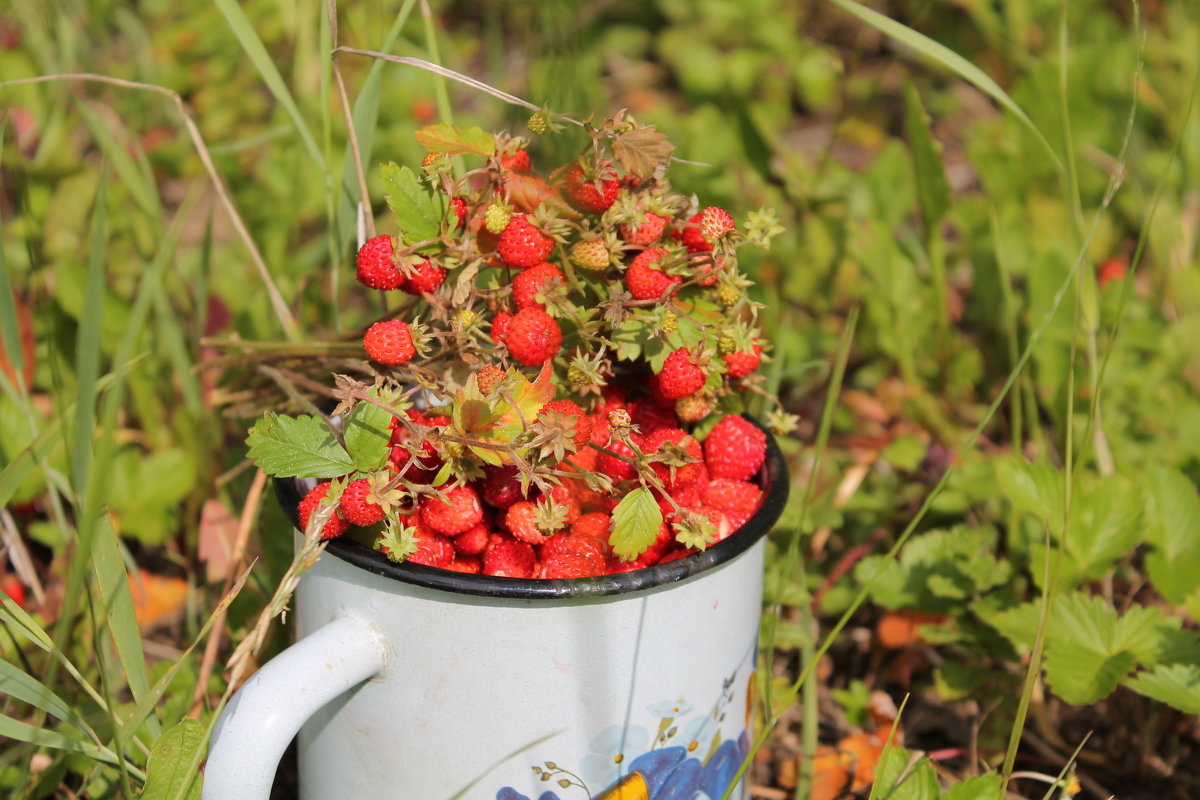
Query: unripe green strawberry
570,239,610,272
485,203,513,235
715,282,741,309
455,308,479,329
363,320,416,366
568,363,590,387
717,334,737,355
527,111,549,135
659,311,678,335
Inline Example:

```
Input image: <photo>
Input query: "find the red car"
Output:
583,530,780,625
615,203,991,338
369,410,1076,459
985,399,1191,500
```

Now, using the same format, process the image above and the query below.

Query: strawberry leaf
245,413,353,478
414,123,497,157
610,486,662,562
380,162,444,251
343,392,393,472
1126,664,1200,714
612,125,675,180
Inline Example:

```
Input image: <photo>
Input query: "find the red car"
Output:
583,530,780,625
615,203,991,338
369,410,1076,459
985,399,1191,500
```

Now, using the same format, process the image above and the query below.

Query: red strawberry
513,262,564,310
597,434,642,482
444,557,482,574
703,415,767,481
498,215,555,268
561,160,619,214
625,248,680,301
620,212,669,246
643,427,704,489
1,575,26,608
680,212,712,254
476,363,506,395
638,522,675,565
631,396,678,435
363,320,416,366
400,261,447,295
491,311,513,344
569,512,612,546
541,533,607,564
420,485,484,536
702,478,763,528
408,528,455,568
505,308,562,366
480,465,524,509
298,482,351,540
657,348,706,399
699,206,735,242
450,196,467,228
543,548,607,579
501,149,532,172
482,536,537,578
339,478,385,527
723,344,762,379
505,501,546,544
452,522,491,556
542,484,581,526
538,399,592,450
355,235,403,290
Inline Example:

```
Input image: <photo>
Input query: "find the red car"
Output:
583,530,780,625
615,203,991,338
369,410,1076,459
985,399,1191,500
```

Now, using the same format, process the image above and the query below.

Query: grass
2,1,1200,798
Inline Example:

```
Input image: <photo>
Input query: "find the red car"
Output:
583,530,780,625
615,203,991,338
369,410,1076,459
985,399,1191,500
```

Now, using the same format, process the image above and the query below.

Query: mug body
294,541,765,800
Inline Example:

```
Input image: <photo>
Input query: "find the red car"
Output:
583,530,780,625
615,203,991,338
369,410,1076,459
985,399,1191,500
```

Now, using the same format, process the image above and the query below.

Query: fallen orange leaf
875,609,947,649
127,569,188,629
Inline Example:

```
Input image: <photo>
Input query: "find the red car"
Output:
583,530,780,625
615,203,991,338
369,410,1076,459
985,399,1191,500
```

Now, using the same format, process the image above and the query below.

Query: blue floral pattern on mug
496,669,753,800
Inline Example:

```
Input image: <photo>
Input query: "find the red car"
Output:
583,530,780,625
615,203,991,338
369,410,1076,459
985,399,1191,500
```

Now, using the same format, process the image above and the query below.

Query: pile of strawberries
257,116,790,579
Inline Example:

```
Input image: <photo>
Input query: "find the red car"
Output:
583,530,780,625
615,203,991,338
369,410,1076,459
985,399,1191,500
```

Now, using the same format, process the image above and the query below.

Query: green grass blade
0,714,130,773
74,100,162,221
68,169,108,496
827,0,1063,173
0,205,26,394
91,513,158,736
213,0,325,170
0,594,54,651
0,659,94,735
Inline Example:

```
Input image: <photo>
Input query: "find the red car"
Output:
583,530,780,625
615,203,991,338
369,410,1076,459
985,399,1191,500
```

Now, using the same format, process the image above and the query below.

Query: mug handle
202,614,388,800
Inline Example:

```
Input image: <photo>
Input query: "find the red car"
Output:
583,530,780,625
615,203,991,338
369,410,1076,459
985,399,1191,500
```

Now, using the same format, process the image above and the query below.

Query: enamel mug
203,421,787,800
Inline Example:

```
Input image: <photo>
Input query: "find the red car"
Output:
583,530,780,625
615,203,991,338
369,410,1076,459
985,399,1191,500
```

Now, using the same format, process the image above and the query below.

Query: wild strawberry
485,202,513,235
570,239,610,272
561,160,619,214
1098,258,1126,289
675,393,712,423
724,344,763,379
542,548,607,579
569,512,611,545
657,348,706,399
476,363,506,395
702,479,763,528
680,212,712,254
538,399,592,450
450,196,467,228
638,522,675,565
298,482,351,540
631,398,678,435
408,528,455,568
542,484,581,526
699,206,736,242
505,308,562,366
363,320,416,365
355,235,403,290
444,557,482,574
643,427,704,489
400,261,447,295
480,465,524,509
625,248,680,300
704,415,767,481
597,434,642,482
695,505,734,544
498,214,555,268
715,282,741,308
339,478,385,527
420,484,484,536
452,522,491,556
501,149,532,172
542,533,607,563
505,501,545,544
513,262,564,310
527,111,549,135
482,536,537,578
1,575,26,608
491,311,513,344
620,212,669,246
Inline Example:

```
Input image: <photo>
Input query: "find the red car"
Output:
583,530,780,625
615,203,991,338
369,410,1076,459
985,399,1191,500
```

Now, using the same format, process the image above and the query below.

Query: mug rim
275,414,789,599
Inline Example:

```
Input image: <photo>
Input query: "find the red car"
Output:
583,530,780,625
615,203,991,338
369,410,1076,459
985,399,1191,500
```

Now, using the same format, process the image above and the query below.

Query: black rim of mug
274,415,789,599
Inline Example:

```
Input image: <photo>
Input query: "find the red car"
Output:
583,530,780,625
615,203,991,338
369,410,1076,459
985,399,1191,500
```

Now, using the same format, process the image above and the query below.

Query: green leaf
0,594,53,651
344,394,393,472
0,660,91,733
0,713,119,766
995,457,1062,524
1126,664,1200,715
1142,467,1200,604
139,718,206,800
941,774,1004,800
413,123,497,156
610,487,663,562
380,162,444,250
1043,643,1136,706
902,77,950,237
871,746,940,800
1040,593,1144,704
71,171,108,496
245,413,354,478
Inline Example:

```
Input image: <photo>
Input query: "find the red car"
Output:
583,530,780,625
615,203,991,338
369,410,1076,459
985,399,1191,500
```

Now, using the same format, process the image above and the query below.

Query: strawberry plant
243,117,791,577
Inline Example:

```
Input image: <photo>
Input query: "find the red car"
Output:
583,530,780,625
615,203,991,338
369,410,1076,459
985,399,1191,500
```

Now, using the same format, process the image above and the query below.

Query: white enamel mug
204,422,787,800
